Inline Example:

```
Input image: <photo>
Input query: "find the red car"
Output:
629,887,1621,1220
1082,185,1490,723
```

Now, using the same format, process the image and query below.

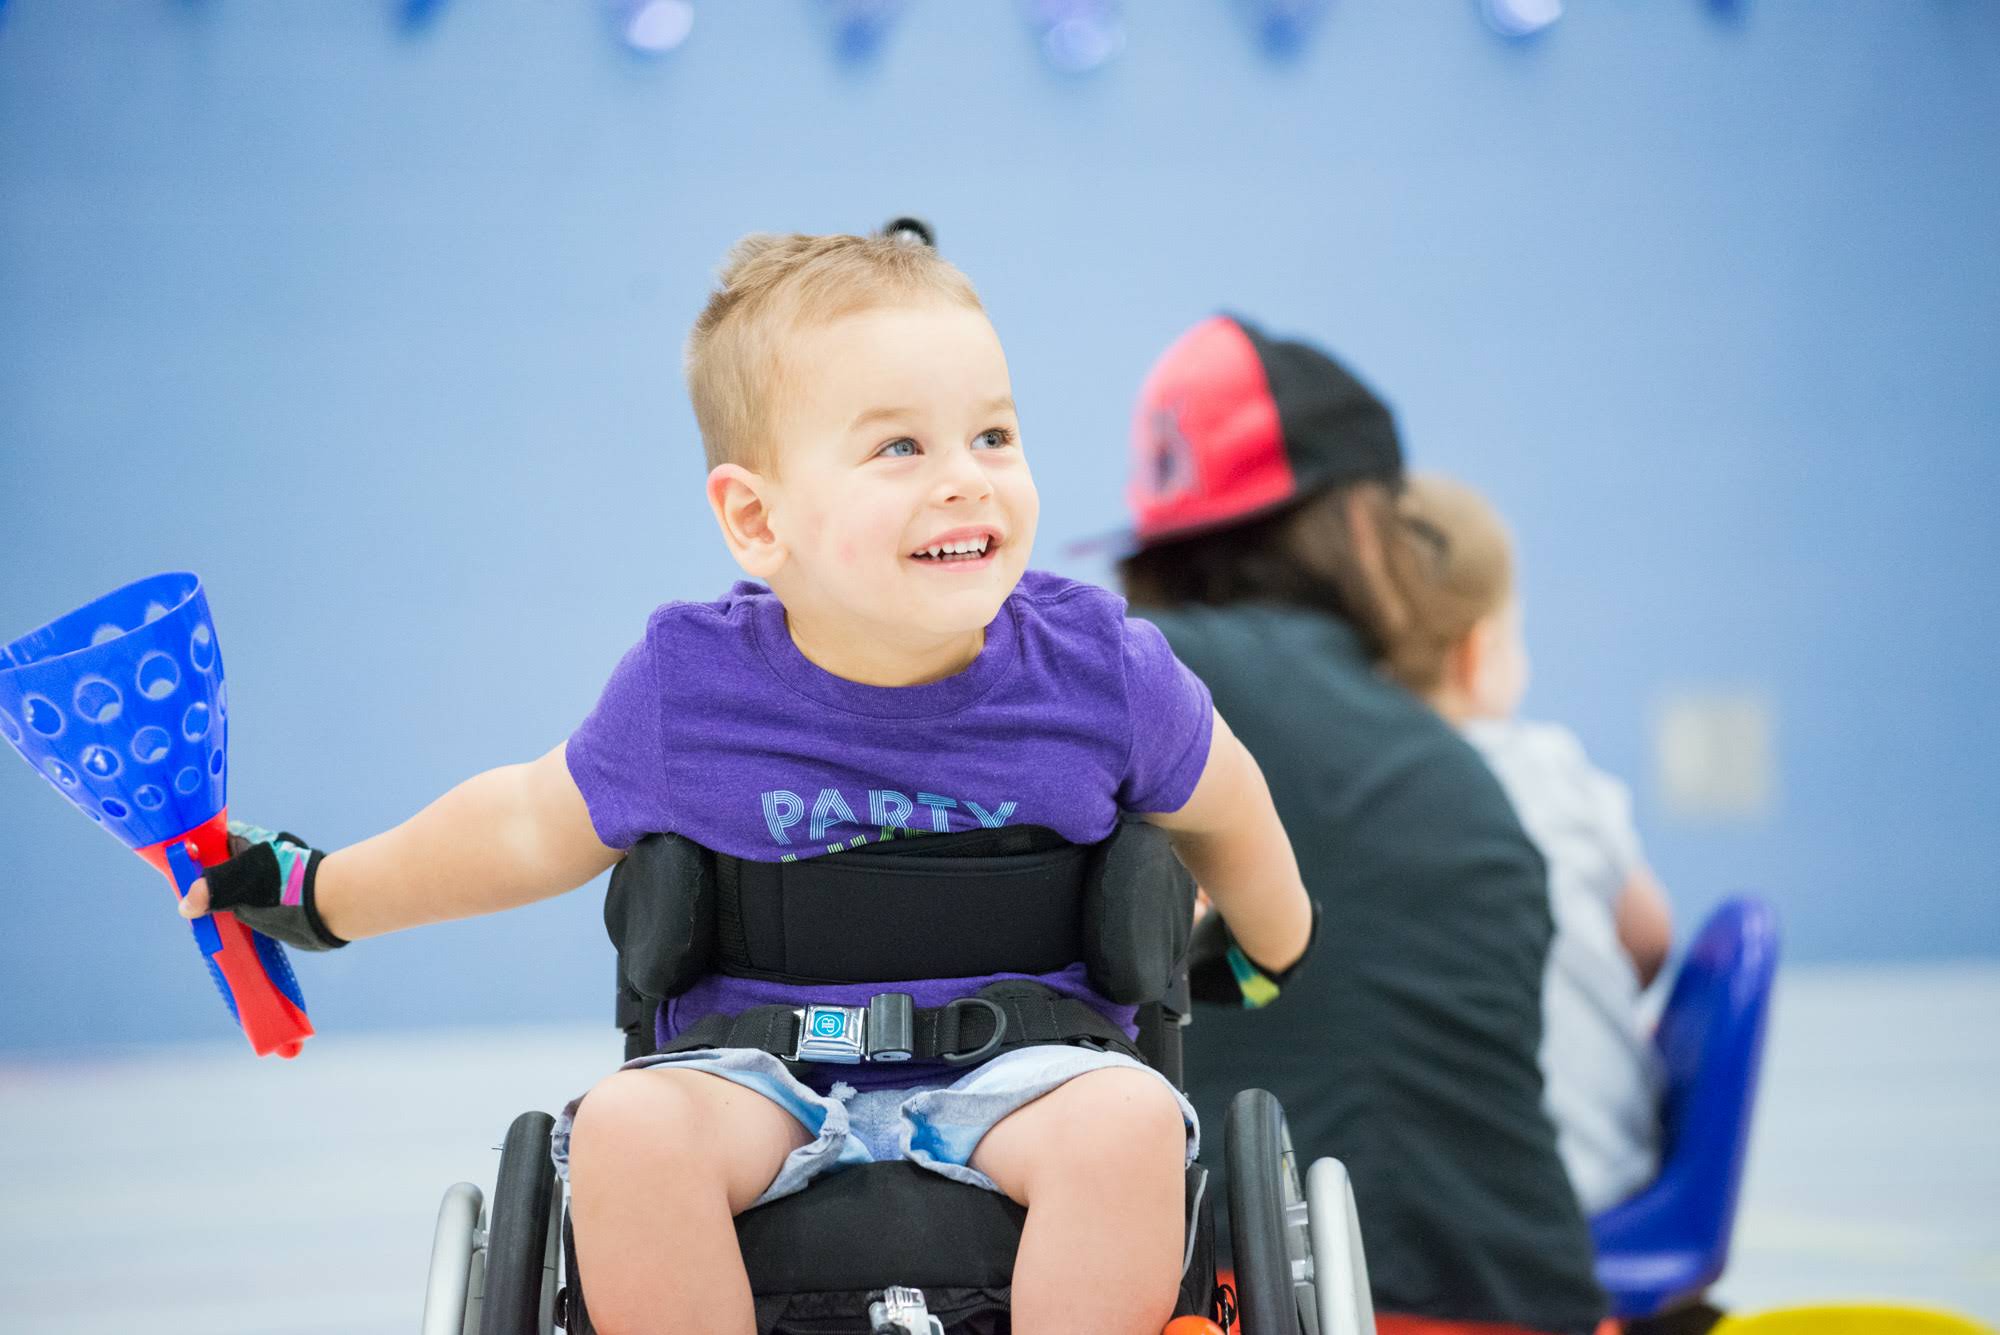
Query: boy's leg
969,1066,1188,1335
565,1066,812,1335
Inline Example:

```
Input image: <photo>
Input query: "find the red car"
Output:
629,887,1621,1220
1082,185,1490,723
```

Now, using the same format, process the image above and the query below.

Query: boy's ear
707,464,786,579
1446,618,1488,698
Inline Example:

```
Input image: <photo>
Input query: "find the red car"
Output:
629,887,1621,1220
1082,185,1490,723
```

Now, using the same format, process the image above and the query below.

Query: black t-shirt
1140,601,1606,1334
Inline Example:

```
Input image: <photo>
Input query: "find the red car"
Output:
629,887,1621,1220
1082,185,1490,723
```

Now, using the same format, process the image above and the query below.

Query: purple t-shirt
567,570,1214,1087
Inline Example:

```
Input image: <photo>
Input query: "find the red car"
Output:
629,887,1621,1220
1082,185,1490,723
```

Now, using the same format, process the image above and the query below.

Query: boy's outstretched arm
180,743,621,942
1144,710,1313,975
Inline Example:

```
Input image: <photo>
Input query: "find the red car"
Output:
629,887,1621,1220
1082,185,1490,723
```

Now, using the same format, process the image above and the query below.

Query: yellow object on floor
1713,1306,1998,1335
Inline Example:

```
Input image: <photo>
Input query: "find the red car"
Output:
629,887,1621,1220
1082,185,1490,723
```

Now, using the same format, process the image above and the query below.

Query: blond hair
685,232,984,473
1381,473,1515,694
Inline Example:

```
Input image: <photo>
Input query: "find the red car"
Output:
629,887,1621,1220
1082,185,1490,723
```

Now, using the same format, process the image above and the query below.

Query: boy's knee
568,1069,702,1169
570,1067,809,1216
1050,1068,1187,1168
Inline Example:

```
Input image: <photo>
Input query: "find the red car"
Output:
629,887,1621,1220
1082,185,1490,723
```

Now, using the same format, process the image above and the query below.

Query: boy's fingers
180,878,211,917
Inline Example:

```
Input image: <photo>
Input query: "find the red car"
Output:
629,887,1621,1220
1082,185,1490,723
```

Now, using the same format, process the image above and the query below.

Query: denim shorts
552,1045,1199,1208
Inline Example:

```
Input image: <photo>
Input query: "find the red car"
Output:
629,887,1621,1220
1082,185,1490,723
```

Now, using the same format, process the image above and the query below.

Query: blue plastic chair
1590,897,1781,1319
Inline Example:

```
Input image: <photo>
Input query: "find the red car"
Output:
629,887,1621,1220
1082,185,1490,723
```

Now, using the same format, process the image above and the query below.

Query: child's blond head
1384,473,1516,695
686,232,985,474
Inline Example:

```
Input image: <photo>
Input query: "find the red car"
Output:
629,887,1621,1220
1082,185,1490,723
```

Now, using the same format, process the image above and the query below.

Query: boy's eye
875,438,919,459
973,427,1016,451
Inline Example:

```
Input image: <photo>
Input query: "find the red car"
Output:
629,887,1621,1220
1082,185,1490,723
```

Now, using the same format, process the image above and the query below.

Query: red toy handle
137,810,316,1059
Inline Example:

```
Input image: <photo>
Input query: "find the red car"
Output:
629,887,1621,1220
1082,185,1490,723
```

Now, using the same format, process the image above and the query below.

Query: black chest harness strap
606,821,1193,1066
657,979,1141,1068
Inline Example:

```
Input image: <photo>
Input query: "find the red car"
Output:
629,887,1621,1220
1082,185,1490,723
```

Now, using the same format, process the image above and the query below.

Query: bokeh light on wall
613,0,695,55
3,0,1780,62
1483,0,1562,40
1024,0,1125,75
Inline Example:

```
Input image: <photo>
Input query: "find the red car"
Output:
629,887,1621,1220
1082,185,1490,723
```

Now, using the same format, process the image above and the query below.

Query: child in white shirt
1386,473,1673,1213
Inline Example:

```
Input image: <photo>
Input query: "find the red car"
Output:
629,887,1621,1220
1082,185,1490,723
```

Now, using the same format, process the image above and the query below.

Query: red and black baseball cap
1099,314,1403,554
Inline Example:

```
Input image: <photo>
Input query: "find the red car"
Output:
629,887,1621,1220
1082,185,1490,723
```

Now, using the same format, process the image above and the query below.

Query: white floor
1,964,1994,1334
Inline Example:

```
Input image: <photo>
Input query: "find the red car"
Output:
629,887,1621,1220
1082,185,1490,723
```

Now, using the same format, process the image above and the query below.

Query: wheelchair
419,824,1377,1335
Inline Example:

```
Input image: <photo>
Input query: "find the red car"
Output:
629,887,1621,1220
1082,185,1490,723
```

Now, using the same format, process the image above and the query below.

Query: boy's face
732,300,1037,651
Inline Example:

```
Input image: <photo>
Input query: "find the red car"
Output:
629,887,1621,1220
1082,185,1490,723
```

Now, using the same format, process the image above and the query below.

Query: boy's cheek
782,507,828,552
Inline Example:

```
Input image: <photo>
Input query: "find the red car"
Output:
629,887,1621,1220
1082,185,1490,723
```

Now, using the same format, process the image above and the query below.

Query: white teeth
914,536,993,559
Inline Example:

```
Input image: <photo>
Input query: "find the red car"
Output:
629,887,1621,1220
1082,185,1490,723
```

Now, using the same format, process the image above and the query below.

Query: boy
1388,472,1673,1214
179,232,1314,1335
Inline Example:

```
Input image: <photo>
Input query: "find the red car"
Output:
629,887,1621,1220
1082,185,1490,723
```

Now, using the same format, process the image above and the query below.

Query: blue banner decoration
1239,0,1330,60
397,0,451,33
1023,0,1125,75
822,0,908,64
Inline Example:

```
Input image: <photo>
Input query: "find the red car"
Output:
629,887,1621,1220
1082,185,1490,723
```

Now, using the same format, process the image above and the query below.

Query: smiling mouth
910,536,996,563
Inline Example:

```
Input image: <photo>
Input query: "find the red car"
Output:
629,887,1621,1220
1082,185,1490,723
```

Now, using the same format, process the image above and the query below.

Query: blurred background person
1389,471,1675,1216
1117,315,1605,1335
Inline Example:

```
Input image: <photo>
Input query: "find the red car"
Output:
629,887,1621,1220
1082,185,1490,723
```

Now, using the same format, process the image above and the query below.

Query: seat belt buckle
792,1004,868,1064
789,993,916,1064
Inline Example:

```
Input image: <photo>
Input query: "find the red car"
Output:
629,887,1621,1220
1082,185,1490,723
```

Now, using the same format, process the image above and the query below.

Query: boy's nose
932,449,994,503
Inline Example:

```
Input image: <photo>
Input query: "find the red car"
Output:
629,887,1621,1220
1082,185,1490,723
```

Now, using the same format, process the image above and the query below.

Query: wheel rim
1279,1119,1319,1335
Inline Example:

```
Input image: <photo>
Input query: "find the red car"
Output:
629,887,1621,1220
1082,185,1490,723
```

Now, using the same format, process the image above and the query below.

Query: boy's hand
179,822,346,952
1187,900,1320,1009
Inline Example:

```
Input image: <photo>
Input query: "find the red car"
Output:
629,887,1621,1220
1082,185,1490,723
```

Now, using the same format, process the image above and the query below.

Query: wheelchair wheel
1224,1089,1307,1335
1224,1091,1378,1335
421,1181,485,1335
480,1111,561,1335
1302,1158,1375,1335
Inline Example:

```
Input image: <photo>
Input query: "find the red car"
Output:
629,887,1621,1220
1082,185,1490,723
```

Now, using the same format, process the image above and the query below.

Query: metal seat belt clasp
791,993,916,1064
869,1285,946,1335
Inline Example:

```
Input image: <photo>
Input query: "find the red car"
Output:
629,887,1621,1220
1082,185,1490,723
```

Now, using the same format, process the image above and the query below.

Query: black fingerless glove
202,822,346,952
1187,900,1320,1009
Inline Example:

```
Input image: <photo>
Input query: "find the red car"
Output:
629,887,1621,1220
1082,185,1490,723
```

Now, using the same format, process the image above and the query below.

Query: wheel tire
479,1111,558,1335
1225,1089,1303,1335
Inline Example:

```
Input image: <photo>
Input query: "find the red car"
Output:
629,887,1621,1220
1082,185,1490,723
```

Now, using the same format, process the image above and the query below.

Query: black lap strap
657,980,1139,1067
667,1006,800,1058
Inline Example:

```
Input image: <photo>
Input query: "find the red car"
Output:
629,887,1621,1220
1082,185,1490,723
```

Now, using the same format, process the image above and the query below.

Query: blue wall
2,1,1996,1053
